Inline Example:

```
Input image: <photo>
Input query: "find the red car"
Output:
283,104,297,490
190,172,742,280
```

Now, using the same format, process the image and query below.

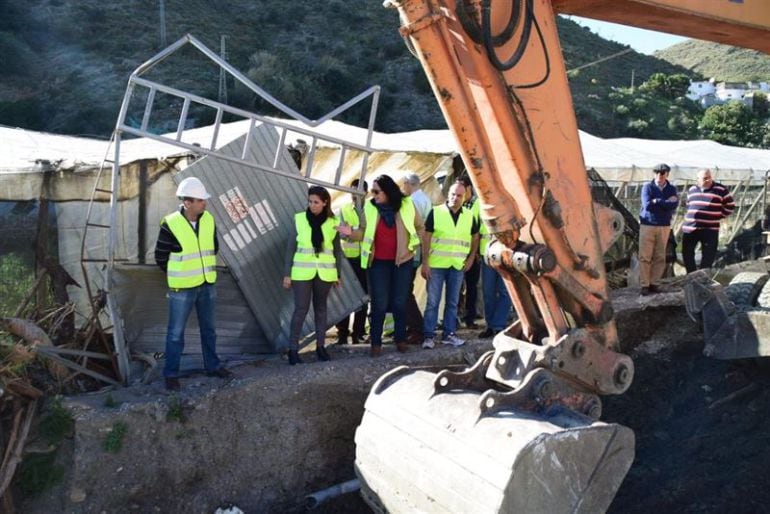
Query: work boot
370,345,383,358
640,286,652,296
205,367,233,378
478,327,495,339
288,350,303,365
351,333,366,345
649,284,661,293
165,377,181,391
336,333,349,345
316,346,331,362
396,341,409,353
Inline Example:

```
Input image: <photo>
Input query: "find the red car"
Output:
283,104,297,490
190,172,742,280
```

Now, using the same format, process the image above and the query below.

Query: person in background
682,168,735,273
337,175,424,357
422,181,479,349
638,163,679,295
155,177,231,391
335,179,369,345
283,186,343,365
457,174,481,329
477,227,513,338
401,173,433,344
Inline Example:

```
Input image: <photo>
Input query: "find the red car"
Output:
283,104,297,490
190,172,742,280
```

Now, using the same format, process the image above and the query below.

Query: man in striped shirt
682,169,736,273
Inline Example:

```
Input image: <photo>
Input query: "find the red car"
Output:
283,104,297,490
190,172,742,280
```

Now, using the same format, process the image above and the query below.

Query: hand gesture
336,224,352,237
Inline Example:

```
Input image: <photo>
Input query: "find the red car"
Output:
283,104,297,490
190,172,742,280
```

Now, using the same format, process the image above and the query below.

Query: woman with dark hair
283,186,342,365
338,174,424,357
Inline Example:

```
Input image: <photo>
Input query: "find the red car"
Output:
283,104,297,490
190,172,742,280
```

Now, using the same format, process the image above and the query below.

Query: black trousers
335,257,368,338
682,230,719,273
405,264,423,336
463,258,481,323
289,277,333,351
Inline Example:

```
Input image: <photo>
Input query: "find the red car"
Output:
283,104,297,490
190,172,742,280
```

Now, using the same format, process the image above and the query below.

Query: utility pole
219,35,229,104
159,0,167,48
631,69,635,91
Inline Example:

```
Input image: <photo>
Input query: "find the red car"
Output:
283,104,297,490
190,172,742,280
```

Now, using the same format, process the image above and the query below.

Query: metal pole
159,0,167,47
305,479,360,510
219,35,228,104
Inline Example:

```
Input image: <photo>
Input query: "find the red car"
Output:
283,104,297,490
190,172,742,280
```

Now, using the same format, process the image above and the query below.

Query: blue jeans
164,282,220,378
423,267,464,338
482,261,512,331
368,259,414,346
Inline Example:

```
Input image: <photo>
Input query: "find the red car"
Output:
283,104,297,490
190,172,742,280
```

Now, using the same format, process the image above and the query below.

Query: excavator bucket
355,362,635,514
684,270,770,359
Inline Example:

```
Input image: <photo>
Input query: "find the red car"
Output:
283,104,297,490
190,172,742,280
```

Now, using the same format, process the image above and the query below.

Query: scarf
305,208,328,255
374,200,397,228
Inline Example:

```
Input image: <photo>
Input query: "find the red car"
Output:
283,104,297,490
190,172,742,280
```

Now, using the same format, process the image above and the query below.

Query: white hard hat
176,177,210,200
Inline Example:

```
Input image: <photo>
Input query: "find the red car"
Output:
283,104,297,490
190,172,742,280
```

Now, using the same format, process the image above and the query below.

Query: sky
569,17,688,55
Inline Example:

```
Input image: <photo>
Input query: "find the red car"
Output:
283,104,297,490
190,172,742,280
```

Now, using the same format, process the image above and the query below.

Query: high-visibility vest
164,210,217,289
340,203,362,259
360,198,419,269
291,212,339,282
472,200,492,256
428,204,473,270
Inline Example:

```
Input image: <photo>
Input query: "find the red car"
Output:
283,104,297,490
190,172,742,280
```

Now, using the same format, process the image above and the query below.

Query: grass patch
39,397,74,445
103,421,128,453
166,394,185,423
104,393,117,408
15,453,65,497
0,252,35,318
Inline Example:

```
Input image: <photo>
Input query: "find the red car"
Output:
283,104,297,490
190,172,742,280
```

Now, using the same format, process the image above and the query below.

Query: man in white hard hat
154,177,231,391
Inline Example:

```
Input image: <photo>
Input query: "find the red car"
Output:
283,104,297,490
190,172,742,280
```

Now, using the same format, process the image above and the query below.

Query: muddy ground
317,289,770,513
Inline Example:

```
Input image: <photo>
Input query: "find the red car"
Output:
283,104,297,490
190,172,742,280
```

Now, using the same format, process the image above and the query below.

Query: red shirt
373,218,397,260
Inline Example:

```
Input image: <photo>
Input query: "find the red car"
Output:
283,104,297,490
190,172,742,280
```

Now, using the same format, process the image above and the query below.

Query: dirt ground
315,291,770,513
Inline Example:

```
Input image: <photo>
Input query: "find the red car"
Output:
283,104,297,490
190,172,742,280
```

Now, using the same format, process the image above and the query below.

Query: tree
639,72,692,99
699,101,766,147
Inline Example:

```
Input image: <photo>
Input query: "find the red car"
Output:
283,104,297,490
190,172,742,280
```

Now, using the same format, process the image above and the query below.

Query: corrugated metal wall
174,124,365,351
113,265,270,357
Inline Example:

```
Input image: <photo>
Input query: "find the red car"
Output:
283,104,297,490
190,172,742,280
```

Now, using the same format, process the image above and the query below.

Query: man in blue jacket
638,163,679,295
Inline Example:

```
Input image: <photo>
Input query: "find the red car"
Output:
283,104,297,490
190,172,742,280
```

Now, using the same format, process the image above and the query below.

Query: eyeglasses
371,189,382,194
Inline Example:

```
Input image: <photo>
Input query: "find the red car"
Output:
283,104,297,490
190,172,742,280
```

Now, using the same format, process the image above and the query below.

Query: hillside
0,2,691,138
656,40,770,82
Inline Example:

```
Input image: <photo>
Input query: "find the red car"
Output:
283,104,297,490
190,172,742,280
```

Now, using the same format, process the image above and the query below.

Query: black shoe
465,321,480,329
288,350,303,365
316,346,331,361
649,284,661,293
478,328,495,339
351,333,366,345
165,377,181,391
640,287,652,296
205,367,233,378
336,334,349,345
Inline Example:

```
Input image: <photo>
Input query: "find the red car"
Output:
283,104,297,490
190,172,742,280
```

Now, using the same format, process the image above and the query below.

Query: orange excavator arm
554,0,770,54
390,0,631,397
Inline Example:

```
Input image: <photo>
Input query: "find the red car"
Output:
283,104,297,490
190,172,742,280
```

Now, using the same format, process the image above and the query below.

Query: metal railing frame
87,34,381,382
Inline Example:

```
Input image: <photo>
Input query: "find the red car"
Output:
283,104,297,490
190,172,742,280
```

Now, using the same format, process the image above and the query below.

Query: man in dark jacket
638,163,679,295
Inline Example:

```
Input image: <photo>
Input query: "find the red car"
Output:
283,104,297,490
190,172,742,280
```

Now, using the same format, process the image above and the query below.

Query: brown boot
396,341,409,353
370,345,383,358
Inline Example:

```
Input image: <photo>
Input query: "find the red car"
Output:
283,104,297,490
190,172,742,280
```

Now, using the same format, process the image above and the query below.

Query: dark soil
606,330,770,513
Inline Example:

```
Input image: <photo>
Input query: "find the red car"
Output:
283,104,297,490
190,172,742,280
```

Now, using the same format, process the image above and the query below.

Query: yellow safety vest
164,211,217,289
360,198,419,269
340,203,362,259
429,204,473,270
472,200,491,256
291,212,339,282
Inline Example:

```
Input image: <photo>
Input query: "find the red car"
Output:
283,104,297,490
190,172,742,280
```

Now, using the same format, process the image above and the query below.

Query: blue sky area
568,16,687,55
